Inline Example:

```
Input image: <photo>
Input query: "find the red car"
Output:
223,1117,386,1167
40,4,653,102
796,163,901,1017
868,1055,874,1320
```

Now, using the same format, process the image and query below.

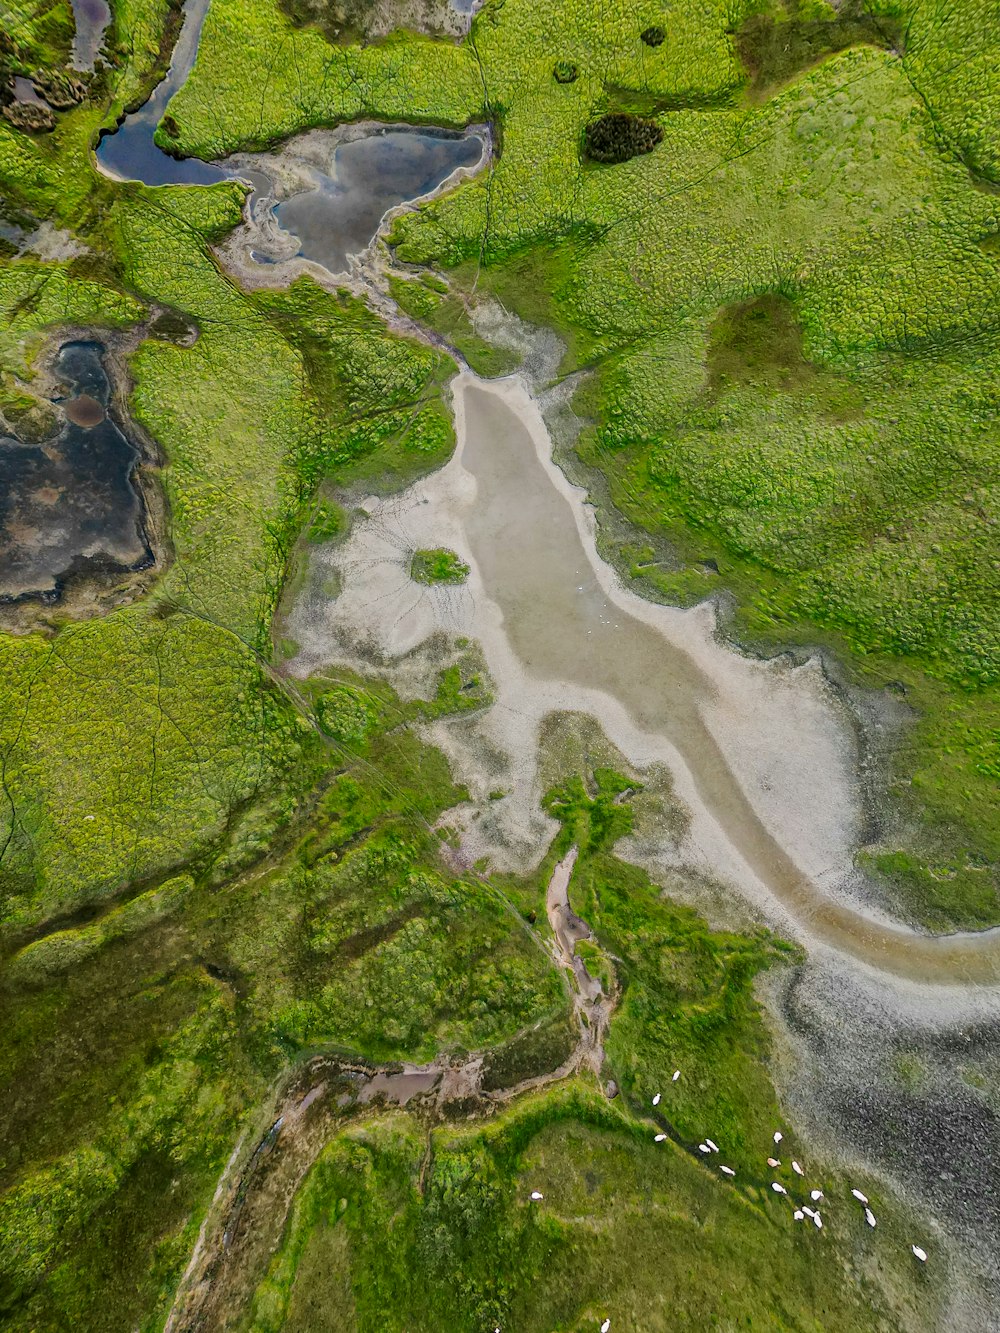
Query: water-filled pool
70,0,111,70
96,0,487,277
0,342,151,602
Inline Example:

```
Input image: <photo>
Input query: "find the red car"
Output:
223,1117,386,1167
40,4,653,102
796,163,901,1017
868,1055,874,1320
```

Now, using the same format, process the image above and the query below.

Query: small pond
0,342,152,603
71,0,111,71
261,127,485,275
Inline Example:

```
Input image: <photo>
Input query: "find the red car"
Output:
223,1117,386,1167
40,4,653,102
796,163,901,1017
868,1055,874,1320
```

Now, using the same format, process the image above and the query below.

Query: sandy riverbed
287,370,1000,986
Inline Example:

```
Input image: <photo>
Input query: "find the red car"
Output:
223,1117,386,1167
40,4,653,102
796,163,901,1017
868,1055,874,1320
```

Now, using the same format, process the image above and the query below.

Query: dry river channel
457,377,1000,987
292,371,1000,991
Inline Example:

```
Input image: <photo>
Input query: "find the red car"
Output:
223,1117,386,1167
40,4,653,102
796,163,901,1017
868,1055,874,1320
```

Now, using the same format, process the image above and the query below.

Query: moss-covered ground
0,665,565,1327
410,546,470,584
0,0,994,1324
226,769,935,1332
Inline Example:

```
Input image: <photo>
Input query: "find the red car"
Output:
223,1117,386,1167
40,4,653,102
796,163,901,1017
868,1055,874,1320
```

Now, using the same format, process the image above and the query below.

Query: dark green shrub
553,60,578,84
640,25,666,46
583,112,663,164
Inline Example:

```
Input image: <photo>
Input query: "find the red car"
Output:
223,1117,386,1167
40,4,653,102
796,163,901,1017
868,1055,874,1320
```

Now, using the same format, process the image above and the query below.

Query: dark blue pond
0,343,151,602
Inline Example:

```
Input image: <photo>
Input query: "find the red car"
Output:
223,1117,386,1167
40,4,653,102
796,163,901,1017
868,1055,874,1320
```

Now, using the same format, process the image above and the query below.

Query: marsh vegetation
410,546,469,584
0,0,998,1326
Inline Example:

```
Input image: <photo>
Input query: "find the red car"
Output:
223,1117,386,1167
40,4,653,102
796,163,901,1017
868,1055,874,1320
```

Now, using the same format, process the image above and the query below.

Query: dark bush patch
2,100,54,132
640,25,666,47
553,60,578,84
149,308,197,344
31,68,87,108
480,1012,578,1091
583,112,662,165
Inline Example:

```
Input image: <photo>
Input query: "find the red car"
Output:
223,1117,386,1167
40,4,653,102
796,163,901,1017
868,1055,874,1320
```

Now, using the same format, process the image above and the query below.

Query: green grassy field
0,0,994,1325
243,1086,935,1333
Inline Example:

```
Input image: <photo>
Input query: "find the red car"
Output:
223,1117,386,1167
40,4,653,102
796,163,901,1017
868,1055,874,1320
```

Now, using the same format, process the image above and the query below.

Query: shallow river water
461,381,1000,986
95,0,224,186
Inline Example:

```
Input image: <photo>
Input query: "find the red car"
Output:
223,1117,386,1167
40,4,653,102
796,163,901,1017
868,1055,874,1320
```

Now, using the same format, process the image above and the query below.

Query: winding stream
165,846,610,1329
96,0,224,186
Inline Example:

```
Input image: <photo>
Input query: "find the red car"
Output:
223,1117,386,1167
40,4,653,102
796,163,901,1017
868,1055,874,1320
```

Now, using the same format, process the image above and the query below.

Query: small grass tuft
410,547,470,585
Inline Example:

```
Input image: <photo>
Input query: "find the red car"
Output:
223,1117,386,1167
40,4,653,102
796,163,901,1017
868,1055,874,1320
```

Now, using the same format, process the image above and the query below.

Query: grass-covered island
410,546,470,585
0,0,997,1328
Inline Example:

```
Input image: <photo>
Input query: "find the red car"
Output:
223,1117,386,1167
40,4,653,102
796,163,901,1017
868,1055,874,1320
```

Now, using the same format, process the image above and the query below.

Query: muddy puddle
70,0,111,70
286,372,1000,988
356,1067,440,1104
0,341,152,603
